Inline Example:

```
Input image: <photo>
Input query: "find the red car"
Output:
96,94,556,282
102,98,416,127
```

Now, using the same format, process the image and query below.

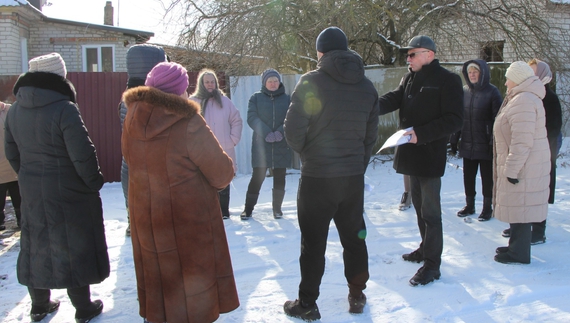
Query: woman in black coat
4,53,109,323
453,59,502,221
240,69,292,220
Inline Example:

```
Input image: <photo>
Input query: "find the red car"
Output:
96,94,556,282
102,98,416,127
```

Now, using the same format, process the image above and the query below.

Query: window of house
82,45,115,72
480,41,504,62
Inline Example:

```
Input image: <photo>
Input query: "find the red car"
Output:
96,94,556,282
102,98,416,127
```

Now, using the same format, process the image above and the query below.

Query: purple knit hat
145,62,189,96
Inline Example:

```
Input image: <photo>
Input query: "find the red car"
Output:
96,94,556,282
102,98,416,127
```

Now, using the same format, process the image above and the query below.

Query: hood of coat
462,59,491,91
506,75,546,101
123,86,200,140
317,49,365,84
13,72,77,107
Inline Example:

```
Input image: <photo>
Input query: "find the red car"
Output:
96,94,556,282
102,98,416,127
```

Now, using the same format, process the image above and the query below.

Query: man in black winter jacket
283,27,379,321
379,35,463,286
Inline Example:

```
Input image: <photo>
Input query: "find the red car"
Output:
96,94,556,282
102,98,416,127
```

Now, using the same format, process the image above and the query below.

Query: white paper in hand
377,127,413,153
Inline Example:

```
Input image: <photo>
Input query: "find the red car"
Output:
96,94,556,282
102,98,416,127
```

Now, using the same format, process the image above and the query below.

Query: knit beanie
533,60,553,85
145,62,189,96
467,63,480,71
126,44,167,80
316,27,348,53
28,53,67,78
505,61,535,85
261,69,281,86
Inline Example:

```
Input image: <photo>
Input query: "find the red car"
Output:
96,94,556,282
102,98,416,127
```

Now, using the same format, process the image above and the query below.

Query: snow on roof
0,0,20,6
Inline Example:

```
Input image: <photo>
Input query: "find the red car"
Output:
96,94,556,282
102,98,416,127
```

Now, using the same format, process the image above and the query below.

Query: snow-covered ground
2,145,570,323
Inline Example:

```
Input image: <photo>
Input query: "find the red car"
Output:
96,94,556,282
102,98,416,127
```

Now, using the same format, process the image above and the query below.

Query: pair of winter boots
283,293,367,321
31,299,103,323
457,196,492,221
240,189,285,220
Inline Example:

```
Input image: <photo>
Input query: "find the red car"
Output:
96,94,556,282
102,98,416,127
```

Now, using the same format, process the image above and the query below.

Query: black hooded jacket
284,50,379,178
453,59,503,160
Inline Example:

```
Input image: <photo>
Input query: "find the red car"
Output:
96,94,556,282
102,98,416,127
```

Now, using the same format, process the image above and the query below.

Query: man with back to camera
379,35,463,286
283,26,379,321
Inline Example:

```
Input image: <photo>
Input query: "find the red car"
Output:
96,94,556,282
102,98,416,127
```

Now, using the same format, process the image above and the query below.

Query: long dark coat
122,86,239,323
5,72,109,289
379,59,464,178
542,85,562,204
453,59,502,160
248,83,292,169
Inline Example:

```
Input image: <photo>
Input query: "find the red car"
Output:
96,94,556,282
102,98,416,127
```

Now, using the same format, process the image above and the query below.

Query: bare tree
163,0,570,74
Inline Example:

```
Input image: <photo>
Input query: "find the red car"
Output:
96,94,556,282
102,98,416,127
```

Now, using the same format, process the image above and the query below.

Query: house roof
1,0,154,42
42,16,154,41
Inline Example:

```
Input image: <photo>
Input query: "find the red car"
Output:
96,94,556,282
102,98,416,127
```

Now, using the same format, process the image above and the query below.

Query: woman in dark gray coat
240,69,292,220
4,53,109,323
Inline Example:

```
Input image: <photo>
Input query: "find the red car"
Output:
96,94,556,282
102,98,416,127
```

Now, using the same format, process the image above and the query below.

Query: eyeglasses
405,50,430,59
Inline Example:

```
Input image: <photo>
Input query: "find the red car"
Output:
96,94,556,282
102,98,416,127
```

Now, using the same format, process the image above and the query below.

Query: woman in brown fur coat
121,62,239,323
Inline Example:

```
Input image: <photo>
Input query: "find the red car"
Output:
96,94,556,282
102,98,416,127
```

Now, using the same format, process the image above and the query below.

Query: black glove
507,177,519,185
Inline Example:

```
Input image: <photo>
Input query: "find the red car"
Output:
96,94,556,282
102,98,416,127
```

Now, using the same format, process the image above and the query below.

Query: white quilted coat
492,76,550,224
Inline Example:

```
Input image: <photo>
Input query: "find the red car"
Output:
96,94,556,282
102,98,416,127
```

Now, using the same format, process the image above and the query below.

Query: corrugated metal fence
1,71,224,183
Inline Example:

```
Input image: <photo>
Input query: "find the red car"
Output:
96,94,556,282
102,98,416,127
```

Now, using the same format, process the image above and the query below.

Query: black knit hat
316,27,348,53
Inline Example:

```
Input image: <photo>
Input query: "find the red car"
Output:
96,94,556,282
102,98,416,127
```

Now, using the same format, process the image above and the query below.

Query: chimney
104,1,114,26
29,0,44,11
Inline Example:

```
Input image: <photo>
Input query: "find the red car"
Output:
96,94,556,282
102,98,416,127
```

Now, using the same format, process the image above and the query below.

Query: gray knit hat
261,68,281,86
28,53,67,78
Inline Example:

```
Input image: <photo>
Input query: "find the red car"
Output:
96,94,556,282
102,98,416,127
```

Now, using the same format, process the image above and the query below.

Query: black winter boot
478,197,492,221
272,189,285,219
531,220,546,245
240,193,259,220
457,196,475,217
15,208,21,228
31,300,60,322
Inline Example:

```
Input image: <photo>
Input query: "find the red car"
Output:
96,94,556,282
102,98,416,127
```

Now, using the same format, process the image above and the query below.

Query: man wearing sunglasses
379,35,463,286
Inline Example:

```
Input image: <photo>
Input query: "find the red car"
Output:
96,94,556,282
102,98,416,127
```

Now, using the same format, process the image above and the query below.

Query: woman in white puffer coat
493,61,550,264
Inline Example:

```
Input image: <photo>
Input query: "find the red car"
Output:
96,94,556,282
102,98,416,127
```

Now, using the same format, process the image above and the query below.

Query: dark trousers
246,167,286,194
0,180,21,223
410,176,443,270
297,175,369,304
462,158,493,198
28,285,91,310
508,223,532,263
219,184,231,217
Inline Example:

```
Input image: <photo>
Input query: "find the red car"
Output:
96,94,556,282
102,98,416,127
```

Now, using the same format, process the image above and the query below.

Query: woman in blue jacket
240,69,292,220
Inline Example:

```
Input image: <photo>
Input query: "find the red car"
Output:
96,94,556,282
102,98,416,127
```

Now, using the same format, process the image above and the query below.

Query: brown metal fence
1,71,227,183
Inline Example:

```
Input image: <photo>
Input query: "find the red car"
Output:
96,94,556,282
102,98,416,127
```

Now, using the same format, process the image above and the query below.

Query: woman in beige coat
493,61,550,264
